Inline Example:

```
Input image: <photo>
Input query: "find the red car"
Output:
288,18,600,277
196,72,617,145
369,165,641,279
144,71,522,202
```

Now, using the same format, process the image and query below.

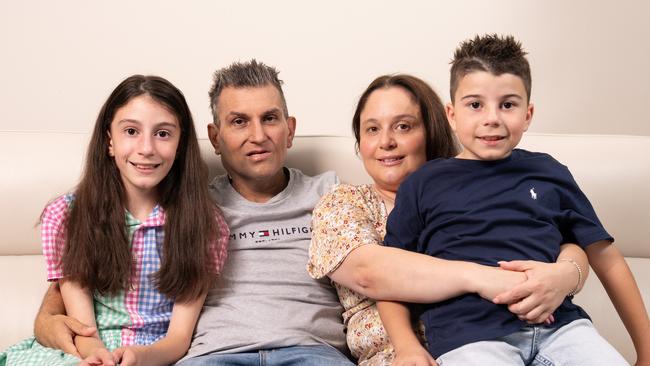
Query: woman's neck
373,184,396,213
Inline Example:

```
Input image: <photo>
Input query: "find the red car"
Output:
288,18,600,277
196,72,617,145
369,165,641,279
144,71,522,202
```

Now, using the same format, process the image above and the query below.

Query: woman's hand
493,260,575,323
473,266,527,302
393,344,438,366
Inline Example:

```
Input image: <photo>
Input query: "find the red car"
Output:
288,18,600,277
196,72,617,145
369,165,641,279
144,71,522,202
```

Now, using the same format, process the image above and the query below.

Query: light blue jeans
176,345,354,366
436,319,628,365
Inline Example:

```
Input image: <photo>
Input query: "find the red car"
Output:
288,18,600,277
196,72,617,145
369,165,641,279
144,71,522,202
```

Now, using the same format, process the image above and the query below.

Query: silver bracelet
559,258,583,296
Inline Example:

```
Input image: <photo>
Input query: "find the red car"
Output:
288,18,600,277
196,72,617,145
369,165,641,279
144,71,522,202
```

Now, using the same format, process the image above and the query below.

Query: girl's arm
59,279,116,365
112,292,207,366
586,241,650,366
376,300,436,366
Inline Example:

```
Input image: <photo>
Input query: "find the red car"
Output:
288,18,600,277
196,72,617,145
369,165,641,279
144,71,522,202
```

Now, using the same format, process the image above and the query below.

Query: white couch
1,130,648,363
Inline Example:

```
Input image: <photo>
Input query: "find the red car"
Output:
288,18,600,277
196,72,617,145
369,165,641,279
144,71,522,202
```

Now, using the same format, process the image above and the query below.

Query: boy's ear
207,122,221,155
524,103,534,131
446,103,457,132
286,116,297,149
107,132,115,157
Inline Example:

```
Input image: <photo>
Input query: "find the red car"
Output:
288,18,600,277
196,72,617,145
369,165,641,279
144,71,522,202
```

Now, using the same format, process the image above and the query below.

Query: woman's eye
396,123,411,131
366,126,378,133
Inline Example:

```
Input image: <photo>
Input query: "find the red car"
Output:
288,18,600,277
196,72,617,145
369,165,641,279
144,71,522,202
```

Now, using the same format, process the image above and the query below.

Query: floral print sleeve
308,184,385,279
210,206,230,274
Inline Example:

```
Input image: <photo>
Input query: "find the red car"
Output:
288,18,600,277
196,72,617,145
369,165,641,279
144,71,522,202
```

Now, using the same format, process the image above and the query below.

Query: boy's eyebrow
459,94,524,100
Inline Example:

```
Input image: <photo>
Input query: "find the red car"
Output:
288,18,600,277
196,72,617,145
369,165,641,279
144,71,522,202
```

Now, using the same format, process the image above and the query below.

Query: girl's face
359,87,427,196
108,95,181,200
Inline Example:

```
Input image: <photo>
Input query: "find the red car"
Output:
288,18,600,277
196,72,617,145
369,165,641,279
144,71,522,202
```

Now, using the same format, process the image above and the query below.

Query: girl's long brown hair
61,75,222,302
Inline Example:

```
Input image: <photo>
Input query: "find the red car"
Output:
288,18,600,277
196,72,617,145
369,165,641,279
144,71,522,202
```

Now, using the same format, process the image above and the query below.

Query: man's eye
264,115,278,122
232,118,245,125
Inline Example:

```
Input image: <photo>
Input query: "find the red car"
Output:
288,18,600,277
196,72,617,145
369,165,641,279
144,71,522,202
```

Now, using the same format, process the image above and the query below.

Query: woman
308,74,588,365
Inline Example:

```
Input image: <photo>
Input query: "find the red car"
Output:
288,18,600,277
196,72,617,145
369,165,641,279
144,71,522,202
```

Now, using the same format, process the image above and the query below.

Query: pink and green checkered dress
1,194,229,366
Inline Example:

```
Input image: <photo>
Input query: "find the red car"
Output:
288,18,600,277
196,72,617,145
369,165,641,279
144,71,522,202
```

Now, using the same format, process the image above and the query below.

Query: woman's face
359,86,427,194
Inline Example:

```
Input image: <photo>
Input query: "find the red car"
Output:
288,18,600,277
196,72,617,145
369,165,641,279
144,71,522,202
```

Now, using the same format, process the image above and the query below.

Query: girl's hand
493,260,569,323
79,347,117,366
112,345,148,366
393,344,438,366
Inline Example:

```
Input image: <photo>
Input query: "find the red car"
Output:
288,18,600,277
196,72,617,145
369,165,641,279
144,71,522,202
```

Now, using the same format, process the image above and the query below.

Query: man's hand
34,313,96,357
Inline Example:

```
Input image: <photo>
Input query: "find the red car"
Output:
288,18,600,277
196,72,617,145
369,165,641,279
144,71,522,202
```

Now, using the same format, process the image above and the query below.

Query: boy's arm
376,300,437,366
34,282,96,357
586,240,650,365
112,293,207,366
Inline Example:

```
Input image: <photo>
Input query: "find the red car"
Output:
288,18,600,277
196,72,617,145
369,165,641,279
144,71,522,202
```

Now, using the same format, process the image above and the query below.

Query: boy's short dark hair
450,34,531,103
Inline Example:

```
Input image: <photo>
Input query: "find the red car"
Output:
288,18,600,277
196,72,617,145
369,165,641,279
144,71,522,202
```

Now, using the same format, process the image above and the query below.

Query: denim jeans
176,345,354,366
436,319,628,365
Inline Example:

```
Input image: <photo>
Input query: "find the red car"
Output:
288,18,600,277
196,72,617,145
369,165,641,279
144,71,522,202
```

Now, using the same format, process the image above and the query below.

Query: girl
1,75,229,366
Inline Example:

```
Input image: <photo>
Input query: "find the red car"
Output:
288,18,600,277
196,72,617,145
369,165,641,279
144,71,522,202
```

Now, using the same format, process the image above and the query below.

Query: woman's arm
376,300,437,366
586,241,650,366
111,293,207,366
329,244,526,303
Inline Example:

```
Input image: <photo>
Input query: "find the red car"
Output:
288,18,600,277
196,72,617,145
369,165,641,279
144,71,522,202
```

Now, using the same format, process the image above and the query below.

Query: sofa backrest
1,130,649,260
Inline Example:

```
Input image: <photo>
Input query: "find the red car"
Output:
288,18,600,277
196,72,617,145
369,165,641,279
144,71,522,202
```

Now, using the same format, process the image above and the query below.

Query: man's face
208,85,296,187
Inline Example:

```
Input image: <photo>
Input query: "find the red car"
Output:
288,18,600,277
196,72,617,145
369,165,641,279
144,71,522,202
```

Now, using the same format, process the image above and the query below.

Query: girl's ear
107,131,115,157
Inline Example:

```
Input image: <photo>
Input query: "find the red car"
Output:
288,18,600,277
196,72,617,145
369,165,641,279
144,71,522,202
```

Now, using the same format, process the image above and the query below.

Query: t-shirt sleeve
210,206,230,275
557,166,613,247
41,195,72,281
307,185,382,279
384,176,424,251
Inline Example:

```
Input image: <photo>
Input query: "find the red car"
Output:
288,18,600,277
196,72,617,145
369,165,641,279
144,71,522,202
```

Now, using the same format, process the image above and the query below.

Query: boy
378,34,649,365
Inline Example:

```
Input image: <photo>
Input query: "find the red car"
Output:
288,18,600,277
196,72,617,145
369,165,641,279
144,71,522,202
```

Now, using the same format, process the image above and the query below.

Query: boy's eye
502,102,514,109
470,102,481,109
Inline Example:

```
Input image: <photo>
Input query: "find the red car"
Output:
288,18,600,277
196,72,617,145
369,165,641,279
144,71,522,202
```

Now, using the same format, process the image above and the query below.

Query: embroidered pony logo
530,188,537,200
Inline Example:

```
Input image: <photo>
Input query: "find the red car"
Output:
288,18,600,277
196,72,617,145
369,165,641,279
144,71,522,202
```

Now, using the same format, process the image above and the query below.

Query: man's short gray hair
209,59,288,123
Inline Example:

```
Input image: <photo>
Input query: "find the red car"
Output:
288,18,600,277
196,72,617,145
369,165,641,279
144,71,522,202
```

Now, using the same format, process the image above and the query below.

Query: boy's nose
483,107,500,127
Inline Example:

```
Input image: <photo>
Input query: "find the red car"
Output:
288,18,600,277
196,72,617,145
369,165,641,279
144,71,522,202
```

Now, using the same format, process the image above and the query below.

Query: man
34,60,351,365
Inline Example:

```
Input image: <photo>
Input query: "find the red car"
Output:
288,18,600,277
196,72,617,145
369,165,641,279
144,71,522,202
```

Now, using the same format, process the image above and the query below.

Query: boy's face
446,71,533,161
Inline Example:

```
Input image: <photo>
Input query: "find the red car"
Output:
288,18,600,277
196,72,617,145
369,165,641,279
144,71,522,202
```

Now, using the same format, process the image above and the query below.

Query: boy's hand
393,344,438,366
34,314,96,357
112,345,148,366
494,260,567,323
79,347,117,366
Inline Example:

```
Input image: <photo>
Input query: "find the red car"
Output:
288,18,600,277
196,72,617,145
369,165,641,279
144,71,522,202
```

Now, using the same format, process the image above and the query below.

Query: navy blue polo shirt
384,149,613,357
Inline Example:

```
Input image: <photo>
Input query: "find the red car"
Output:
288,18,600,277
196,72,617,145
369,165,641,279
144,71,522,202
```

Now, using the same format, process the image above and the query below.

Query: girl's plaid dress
1,194,228,366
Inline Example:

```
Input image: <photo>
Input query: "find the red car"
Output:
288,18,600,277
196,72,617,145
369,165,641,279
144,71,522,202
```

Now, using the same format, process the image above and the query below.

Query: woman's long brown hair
61,75,223,302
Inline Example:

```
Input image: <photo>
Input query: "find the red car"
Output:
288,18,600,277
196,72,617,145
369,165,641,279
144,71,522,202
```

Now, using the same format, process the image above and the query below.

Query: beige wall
1,0,648,137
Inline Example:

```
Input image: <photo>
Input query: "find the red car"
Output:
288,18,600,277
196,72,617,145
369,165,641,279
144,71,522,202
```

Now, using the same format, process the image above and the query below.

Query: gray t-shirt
184,168,346,359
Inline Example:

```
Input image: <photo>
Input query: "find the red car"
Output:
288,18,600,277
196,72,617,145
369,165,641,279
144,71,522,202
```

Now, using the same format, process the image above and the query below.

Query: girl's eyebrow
117,119,179,129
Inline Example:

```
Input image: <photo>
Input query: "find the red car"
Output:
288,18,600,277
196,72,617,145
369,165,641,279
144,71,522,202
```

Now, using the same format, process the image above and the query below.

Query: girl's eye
470,102,481,109
157,130,170,138
125,128,137,136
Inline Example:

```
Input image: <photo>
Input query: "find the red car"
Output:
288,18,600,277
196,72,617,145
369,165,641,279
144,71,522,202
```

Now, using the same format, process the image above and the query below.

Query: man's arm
34,282,96,357
586,241,650,366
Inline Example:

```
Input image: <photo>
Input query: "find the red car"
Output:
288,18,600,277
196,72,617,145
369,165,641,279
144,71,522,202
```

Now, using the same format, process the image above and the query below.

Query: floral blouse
308,184,395,365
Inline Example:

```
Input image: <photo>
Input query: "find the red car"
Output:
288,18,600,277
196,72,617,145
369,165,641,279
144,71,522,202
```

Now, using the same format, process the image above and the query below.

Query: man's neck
229,168,289,203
